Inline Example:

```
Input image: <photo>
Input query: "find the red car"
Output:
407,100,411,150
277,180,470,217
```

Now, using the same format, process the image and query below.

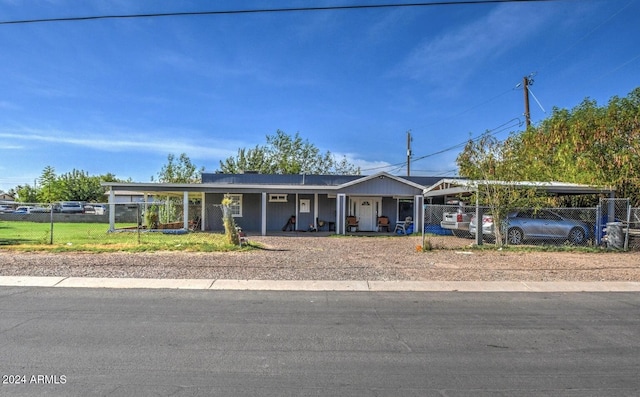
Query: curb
1,276,640,292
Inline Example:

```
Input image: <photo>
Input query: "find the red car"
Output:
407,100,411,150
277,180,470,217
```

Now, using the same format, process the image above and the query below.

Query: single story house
102,173,618,236
102,172,444,235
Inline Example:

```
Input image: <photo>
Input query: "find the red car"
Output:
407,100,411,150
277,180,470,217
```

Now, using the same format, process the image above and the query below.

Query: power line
538,0,634,73
589,52,640,83
0,0,564,25
360,117,523,173
410,117,522,162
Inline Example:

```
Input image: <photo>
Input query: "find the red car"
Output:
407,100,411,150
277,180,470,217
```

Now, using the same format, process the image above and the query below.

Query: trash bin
606,222,624,249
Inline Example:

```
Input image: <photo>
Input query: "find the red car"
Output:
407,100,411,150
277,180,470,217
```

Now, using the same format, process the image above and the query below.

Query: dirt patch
1,235,638,281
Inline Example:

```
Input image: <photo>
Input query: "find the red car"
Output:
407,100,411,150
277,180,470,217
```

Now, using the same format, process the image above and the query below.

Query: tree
218,130,360,175
37,166,59,203
457,133,543,246
6,166,127,204
57,169,104,202
154,153,204,183
516,87,640,205
14,184,38,203
151,153,204,224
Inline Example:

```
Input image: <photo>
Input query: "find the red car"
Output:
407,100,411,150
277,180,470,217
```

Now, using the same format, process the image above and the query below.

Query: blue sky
0,0,638,192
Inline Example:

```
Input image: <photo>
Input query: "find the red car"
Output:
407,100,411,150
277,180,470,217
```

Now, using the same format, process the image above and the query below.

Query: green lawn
0,221,246,252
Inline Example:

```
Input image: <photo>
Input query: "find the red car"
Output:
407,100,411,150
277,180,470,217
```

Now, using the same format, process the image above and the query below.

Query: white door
354,198,381,231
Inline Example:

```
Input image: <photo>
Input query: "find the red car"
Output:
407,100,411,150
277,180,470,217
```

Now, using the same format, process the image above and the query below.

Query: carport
423,178,616,245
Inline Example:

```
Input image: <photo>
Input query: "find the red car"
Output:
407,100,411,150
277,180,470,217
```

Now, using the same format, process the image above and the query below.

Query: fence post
595,204,602,245
49,204,54,245
137,204,141,245
624,203,631,251
475,194,483,246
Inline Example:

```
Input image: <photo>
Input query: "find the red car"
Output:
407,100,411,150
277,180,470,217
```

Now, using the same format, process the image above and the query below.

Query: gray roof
202,173,444,188
423,178,616,197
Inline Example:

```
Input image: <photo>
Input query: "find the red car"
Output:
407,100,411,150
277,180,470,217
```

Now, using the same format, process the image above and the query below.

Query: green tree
516,87,640,205
456,87,640,244
154,153,204,183
457,133,543,246
37,166,59,203
218,130,360,175
14,184,38,203
152,153,204,224
57,169,104,202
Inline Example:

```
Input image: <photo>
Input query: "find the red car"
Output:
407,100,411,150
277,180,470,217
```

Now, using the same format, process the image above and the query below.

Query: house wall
340,176,421,196
381,197,398,224
205,192,337,233
205,193,264,232
267,194,297,231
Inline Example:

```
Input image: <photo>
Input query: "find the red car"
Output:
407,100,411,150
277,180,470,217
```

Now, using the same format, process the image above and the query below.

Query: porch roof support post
314,193,319,229
261,192,267,236
183,191,189,230
201,192,206,231
295,193,299,230
143,193,149,224
337,193,346,235
108,189,115,232
414,195,424,235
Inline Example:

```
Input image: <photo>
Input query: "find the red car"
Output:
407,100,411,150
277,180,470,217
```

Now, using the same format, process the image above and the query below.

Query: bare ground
0,235,639,282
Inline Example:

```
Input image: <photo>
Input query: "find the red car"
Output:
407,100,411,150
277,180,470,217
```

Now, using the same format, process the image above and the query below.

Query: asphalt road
1,287,639,396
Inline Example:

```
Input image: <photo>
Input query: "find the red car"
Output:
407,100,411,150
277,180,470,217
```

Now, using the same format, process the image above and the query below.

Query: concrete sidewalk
1,276,640,292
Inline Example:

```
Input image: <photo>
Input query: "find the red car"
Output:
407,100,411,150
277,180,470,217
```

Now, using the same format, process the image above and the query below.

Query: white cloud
0,144,24,150
0,129,239,160
396,4,551,88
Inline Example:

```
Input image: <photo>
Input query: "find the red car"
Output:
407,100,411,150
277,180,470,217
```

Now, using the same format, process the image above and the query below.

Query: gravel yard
1,235,639,281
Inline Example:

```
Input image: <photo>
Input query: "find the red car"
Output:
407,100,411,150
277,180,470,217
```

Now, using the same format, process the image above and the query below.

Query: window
269,194,288,203
227,194,242,217
398,198,413,220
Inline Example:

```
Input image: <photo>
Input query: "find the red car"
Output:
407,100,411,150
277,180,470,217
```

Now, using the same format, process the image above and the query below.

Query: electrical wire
360,117,523,173
0,0,565,25
537,0,635,73
589,52,640,83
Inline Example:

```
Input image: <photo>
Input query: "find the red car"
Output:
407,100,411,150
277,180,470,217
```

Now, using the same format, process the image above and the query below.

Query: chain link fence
2,200,638,250
424,202,639,250
598,198,639,250
0,202,225,247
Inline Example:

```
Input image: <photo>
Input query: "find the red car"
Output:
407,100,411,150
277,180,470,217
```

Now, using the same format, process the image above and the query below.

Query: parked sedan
470,209,590,245
0,205,13,213
59,201,84,214
14,206,35,214
469,213,495,238
30,206,54,213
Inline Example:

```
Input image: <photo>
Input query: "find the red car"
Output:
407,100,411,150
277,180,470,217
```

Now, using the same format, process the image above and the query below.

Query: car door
535,210,566,239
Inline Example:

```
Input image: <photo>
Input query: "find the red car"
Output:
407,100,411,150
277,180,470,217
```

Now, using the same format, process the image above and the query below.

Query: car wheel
568,227,586,245
507,228,524,245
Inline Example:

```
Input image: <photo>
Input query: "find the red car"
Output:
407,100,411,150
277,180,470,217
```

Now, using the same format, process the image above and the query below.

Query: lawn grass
0,221,249,253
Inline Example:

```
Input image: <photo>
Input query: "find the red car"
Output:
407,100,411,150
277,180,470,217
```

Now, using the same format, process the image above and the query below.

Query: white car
60,202,84,214
14,206,35,214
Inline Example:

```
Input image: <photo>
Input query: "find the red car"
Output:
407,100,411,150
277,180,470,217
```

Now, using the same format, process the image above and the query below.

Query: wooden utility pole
406,130,412,176
523,76,531,128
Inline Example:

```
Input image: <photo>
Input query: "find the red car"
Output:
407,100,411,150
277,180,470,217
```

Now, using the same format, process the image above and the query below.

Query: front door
353,197,381,231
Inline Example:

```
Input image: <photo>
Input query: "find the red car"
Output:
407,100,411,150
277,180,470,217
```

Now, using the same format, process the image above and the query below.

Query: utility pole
406,130,412,176
523,75,531,128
